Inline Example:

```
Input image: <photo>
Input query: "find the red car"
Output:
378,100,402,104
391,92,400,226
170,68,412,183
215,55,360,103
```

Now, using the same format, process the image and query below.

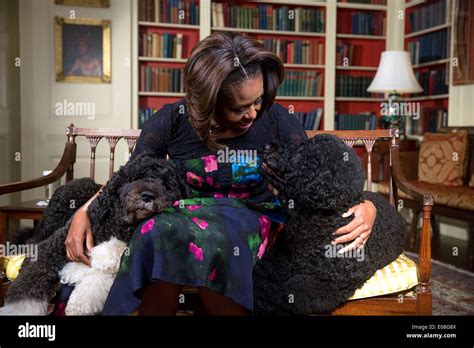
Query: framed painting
55,17,111,83
453,0,474,85
55,0,110,8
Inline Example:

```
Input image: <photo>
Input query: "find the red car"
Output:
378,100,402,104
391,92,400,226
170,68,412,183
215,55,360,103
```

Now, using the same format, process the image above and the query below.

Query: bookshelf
131,1,413,132
210,0,327,131
334,0,387,130
403,0,451,138
134,0,201,128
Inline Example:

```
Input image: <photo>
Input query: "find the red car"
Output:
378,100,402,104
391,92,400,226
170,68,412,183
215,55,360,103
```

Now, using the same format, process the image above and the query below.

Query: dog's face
119,178,169,225
104,153,191,226
262,134,365,213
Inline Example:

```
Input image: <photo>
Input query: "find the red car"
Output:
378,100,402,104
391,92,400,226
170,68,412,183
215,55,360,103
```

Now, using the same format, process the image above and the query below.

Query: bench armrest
0,143,75,196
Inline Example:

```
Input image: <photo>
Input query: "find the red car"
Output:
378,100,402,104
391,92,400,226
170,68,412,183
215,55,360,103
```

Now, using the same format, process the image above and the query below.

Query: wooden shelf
412,58,450,69
405,23,450,38
138,21,200,29
403,94,449,101
284,63,324,69
212,26,325,37
247,0,326,7
336,65,377,71
404,0,426,9
337,33,385,40
336,2,387,11
335,97,384,102
139,92,185,97
276,96,324,101
138,57,187,63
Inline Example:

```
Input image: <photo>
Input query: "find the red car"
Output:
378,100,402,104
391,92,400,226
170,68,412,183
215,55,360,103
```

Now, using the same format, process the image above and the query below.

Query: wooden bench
0,124,434,315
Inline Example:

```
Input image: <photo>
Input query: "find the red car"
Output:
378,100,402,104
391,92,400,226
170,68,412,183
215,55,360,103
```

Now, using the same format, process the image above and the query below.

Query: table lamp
367,51,423,131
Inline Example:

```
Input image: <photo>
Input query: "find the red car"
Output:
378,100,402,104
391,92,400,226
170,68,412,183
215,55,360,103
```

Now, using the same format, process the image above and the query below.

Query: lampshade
367,51,423,93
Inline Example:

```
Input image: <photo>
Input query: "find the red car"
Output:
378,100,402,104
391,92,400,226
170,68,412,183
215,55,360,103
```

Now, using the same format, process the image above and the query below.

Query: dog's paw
0,299,48,316
59,262,93,286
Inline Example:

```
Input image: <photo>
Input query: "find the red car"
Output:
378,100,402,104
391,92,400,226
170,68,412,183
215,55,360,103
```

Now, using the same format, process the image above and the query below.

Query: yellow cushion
2,254,26,281
3,253,418,300
348,254,418,300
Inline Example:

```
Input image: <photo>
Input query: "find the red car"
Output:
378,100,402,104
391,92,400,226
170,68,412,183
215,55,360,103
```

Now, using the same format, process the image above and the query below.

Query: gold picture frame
55,17,111,83
55,0,110,8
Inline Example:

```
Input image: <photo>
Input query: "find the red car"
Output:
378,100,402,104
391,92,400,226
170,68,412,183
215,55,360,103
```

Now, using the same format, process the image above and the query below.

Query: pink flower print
214,192,224,198
259,215,271,240
141,219,155,234
173,200,180,207
186,172,203,187
257,215,271,259
228,191,251,199
257,239,268,259
209,268,217,281
202,155,218,173
191,217,208,229
186,205,202,211
189,242,204,261
205,176,214,186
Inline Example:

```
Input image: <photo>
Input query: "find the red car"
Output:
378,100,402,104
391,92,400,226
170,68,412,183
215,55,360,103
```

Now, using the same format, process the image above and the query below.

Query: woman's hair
184,31,284,150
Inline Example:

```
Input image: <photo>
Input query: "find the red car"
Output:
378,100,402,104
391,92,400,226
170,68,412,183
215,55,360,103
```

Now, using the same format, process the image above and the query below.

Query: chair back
66,124,141,181
66,124,401,206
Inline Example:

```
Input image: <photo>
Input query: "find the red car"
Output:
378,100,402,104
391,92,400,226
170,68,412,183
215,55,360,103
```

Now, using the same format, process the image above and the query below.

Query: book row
335,113,378,130
212,2,325,33
138,108,158,128
292,108,323,130
415,67,449,96
407,29,448,65
349,11,385,36
335,75,379,98
406,109,448,135
257,38,324,65
140,66,184,93
335,41,355,66
278,71,323,97
139,0,199,25
407,0,448,33
140,32,184,59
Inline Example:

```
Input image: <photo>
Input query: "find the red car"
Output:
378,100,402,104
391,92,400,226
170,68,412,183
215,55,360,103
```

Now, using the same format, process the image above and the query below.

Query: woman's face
214,73,264,138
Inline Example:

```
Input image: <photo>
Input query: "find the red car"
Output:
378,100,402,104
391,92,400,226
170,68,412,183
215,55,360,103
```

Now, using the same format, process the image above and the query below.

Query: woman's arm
65,186,103,265
65,103,175,264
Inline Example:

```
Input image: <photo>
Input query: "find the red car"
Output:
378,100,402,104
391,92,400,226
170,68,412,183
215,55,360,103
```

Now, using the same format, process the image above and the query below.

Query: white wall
0,0,21,206
18,0,133,201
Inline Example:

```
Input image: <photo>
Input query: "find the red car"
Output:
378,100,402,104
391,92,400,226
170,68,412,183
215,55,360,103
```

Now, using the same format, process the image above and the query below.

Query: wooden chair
0,124,433,315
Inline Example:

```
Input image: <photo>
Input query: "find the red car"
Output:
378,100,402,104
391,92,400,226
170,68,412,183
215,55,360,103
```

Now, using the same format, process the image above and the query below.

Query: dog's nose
140,191,156,201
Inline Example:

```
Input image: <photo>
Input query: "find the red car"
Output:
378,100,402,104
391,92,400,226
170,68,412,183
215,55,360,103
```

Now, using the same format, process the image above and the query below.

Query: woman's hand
65,207,94,266
332,200,377,254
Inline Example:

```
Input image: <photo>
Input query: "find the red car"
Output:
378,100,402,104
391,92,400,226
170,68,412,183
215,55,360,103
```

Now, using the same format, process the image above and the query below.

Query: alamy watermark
0,242,38,262
324,243,365,262
380,100,421,120
55,99,95,120
217,147,258,165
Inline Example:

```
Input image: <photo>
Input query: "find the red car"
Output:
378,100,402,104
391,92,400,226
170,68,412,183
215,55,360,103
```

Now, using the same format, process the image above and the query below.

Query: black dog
1,153,191,315
253,134,404,315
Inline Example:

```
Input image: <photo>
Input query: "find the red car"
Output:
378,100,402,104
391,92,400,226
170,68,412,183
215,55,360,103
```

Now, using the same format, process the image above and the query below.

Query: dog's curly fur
253,134,405,315
1,153,191,315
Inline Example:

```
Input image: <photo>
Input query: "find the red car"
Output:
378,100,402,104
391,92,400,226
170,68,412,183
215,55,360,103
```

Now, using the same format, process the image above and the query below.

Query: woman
65,32,377,315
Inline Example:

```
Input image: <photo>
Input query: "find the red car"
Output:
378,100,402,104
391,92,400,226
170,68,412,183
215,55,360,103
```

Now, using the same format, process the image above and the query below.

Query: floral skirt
99,197,283,315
